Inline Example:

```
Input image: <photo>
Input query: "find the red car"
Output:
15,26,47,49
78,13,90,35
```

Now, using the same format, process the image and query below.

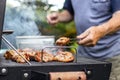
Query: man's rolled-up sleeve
111,0,120,12
63,0,74,15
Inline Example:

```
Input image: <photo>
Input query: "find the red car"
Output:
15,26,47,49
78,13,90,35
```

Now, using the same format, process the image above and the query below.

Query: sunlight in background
48,0,65,11
7,0,21,7
7,0,65,11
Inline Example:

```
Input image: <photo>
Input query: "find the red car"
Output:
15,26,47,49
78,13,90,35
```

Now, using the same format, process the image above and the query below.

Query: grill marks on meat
4,49,34,63
56,37,70,46
4,50,17,60
42,51,54,62
54,51,74,62
4,50,30,63
34,51,42,62
4,48,74,63
12,53,30,63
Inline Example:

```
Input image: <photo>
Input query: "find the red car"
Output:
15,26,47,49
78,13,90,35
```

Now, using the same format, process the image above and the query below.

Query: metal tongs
2,30,31,65
69,38,81,44
70,38,80,41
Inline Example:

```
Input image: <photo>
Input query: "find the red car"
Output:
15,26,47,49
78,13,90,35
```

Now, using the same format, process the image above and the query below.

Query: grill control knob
24,73,29,78
87,71,91,75
1,68,7,74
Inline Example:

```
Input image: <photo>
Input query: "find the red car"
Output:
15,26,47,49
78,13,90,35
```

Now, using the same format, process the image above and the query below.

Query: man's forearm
58,10,73,22
99,11,120,36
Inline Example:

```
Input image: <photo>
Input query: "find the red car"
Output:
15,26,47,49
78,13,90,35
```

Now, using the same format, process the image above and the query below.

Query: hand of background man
46,12,59,26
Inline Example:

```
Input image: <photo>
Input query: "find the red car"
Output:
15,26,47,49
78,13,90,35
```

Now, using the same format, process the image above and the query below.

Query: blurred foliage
20,0,77,38
32,0,77,37
34,0,78,50
40,21,76,37
9,0,79,50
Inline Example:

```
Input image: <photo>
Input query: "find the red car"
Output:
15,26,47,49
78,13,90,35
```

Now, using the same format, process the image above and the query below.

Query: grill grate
0,53,111,80
0,53,108,67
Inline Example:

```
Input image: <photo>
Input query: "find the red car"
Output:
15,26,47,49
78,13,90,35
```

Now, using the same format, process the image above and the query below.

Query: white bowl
16,36,55,50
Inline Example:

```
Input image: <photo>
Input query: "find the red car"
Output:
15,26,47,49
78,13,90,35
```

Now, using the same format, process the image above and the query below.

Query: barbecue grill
0,0,111,80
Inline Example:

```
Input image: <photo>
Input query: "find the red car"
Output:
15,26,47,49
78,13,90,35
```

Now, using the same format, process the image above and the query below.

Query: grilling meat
42,51,54,62
4,49,55,63
22,48,36,60
56,37,70,46
4,48,74,63
34,51,54,62
34,51,42,62
4,49,31,63
12,53,30,63
35,51,74,62
4,50,18,60
54,51,74,62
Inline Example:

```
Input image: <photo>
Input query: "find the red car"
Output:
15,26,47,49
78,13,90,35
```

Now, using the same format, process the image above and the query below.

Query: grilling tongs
70,38,80,41
2,30,31,65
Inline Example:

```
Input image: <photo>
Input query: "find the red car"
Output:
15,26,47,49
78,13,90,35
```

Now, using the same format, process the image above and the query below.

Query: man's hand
77,11,120,47
77,26,106,47
47,12,59,26
46,10,73,26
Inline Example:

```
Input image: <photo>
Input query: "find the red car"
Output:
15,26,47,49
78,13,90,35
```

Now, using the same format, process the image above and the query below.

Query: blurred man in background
47,0,120,80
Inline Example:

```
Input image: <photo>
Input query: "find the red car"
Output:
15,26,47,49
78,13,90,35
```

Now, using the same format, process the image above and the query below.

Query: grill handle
49,71,86,80
28,71,86,80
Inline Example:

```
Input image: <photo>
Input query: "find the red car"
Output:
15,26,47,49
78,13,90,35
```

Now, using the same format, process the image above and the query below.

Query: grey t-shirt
63,0,120,60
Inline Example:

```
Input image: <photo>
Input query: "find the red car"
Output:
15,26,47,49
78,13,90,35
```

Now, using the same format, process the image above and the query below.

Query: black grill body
0,54,111,80
0,0,111,80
